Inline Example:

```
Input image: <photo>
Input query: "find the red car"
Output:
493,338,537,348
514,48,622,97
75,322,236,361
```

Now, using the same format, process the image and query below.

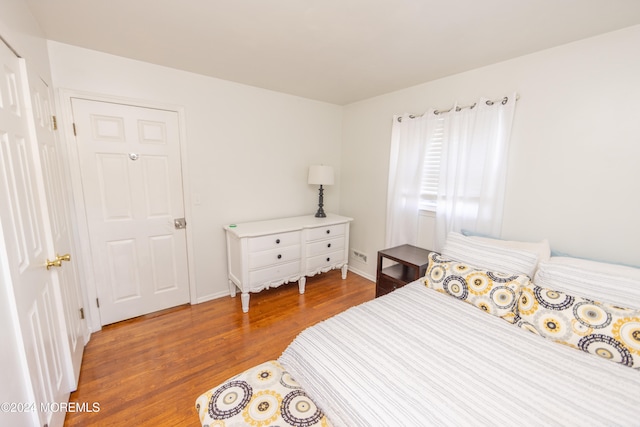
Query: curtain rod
398,94,519,121
435,94,519,115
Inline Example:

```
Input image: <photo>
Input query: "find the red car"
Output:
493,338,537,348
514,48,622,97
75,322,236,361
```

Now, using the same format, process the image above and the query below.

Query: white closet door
71,98,190,325
0,40,71,427
28,73,88,386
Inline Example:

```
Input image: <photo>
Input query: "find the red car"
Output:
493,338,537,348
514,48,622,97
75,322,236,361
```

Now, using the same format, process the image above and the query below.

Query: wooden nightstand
376,244,433,297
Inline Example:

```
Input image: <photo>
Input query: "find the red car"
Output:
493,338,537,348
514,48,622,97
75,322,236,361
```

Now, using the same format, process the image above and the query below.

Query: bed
196,232,640,426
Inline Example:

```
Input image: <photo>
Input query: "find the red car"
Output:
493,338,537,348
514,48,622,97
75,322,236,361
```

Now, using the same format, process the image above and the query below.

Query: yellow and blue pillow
516,283,640,369
424,252,530,324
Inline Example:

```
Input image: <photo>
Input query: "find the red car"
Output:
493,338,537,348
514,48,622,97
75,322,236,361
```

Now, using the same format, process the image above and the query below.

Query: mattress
279,280,639,427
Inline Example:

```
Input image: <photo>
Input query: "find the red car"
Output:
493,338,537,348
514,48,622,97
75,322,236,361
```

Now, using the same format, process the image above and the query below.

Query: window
386,93,516,249
419,116,443,211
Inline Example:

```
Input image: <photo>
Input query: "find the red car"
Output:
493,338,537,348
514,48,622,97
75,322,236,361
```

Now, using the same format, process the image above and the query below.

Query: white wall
47,42,344,303
341,25,640,278
0,0,51,79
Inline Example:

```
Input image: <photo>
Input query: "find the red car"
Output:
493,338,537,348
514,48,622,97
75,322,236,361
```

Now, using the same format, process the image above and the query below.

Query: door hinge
79,307,85,320
52,115,58,130
96,298,100,308
73,123,77,136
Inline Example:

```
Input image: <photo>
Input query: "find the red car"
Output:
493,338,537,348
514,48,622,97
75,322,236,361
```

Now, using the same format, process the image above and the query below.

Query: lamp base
314,185,326,218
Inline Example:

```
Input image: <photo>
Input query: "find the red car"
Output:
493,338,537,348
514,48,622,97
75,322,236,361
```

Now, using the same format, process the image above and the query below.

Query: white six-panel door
29,74,88,385
71,99,190,325
0,39,70,427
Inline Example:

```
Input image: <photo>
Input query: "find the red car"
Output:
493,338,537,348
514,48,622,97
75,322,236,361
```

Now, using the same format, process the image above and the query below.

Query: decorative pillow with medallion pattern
424,252,530,323
517,283,640,369
195,360,333,427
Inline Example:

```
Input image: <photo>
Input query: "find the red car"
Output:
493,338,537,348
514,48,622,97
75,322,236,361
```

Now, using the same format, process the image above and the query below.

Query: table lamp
308,165,334,218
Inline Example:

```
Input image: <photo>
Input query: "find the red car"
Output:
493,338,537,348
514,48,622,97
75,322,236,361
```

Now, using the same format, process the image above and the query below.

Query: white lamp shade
308,165,334,185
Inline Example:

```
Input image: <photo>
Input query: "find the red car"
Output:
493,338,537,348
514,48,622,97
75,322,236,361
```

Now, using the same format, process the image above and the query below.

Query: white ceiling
25,0,640,105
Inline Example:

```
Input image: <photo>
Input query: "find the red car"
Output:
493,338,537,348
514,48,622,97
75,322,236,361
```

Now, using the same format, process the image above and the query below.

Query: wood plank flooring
63,270,375,426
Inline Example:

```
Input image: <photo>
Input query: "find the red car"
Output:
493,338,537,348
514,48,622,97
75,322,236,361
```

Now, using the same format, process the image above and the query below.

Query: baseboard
196,290,232,304
348,266,375,282
197,268,374,304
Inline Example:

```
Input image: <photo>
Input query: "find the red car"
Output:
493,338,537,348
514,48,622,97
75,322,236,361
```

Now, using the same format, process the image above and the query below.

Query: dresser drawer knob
326,257,330,262
276,239,281,244
327,243,331,248
326,229,330,234
277,254,282,259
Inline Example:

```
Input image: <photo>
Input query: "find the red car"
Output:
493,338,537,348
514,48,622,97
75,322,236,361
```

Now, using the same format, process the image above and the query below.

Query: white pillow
466,235,550,265
534,257,640,309
441,232,540,277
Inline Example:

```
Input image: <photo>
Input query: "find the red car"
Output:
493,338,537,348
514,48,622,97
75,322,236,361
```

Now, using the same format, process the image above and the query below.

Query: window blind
419,116,444,210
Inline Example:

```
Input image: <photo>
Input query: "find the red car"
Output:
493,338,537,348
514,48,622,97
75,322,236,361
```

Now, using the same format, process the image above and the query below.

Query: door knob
57,253,71,262
174,218,187,229
46,258,62,270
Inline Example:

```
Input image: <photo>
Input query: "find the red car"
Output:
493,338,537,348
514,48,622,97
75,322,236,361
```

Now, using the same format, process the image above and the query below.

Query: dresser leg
241,293,250,313
298,277,306,294
341,264,348,279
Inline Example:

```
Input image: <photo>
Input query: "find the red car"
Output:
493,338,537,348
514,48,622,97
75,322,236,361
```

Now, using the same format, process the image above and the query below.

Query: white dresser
224,214,352,312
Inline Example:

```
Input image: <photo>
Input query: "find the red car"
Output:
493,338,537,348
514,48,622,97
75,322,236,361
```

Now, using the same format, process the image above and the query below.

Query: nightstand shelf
376,244,433,298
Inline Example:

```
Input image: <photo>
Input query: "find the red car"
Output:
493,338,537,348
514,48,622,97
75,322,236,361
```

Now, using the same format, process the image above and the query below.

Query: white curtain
385,112,437,247
386,93,517,250
434,94,517,249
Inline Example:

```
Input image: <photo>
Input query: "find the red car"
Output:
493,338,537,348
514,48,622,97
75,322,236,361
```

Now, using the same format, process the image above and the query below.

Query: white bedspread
279,281,640,427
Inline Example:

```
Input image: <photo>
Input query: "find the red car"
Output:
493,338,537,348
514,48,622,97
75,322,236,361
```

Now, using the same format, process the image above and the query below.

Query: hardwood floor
63,270,375,427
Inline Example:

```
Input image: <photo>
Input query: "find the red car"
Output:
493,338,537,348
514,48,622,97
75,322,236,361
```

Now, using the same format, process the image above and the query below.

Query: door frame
57,89,196,332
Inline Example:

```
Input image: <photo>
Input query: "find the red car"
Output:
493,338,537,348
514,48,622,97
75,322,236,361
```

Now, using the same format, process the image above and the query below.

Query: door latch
174,218,187,229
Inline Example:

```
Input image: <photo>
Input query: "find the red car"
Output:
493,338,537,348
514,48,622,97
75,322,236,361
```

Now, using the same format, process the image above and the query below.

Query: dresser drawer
249,245,301,269
307,250,346,272
306,223,345,241
248,231,301,253
248,260,301,288
306,236,345,257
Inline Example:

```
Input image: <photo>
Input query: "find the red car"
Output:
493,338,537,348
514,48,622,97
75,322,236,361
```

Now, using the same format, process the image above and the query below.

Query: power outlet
351,249,368,263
